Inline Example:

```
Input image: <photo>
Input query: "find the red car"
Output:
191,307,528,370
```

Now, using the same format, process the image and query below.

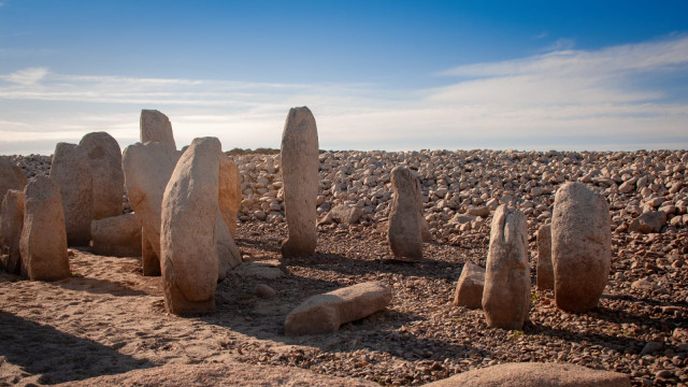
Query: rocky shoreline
2,149,687,386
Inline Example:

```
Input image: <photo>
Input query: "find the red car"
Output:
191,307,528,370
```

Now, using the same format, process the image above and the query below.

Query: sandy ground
0,220,686,386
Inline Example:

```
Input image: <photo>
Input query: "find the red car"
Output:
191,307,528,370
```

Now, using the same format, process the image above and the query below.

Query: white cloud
0,67,49,85
1,35,687,154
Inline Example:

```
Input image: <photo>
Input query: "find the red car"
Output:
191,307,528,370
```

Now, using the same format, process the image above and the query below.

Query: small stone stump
452,262,485,309
91,213,142,257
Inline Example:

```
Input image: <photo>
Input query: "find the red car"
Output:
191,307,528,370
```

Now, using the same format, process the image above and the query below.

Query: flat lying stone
90,213,141,257
284,281,392,336
629,211,666,233
233,261,284,280
424,362,630,387
452,262,485,309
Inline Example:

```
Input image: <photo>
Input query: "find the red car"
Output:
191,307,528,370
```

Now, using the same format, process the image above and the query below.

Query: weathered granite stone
0,157,27,203
91,213,142,257
284,281,392,336
50,143,93,246
219,156,241,237
140,109,176,149
78,132,124,219
482,205,530,330
552,182,612,313
20,176,70,281
387,166,423,260
0,189,25,275
536,223,554,290
160,137,222,315
452,262,485,309
280,107,319,258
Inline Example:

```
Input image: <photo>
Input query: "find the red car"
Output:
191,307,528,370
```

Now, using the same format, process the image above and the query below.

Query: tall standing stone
552,182,611,313
160,137,222,315
280,107,319,258
140,109,176,149
122,142,181,276
0,189,25,275
219,156,242,237
50,143,93,246
387,166,423,260
20,176,70,281
482,205,530,330
536,224,553,290
78,132,124,219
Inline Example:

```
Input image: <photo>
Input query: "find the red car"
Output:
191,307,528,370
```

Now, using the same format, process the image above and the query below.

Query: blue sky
1,0,687,153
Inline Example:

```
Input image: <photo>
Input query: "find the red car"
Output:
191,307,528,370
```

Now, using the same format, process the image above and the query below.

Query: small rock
255,284,276,298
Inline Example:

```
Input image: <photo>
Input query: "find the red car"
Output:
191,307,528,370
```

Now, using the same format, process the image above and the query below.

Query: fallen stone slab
284,281,392,336
452,262,485,309
90,213,142,257
233,260,284,280
423,362,630,387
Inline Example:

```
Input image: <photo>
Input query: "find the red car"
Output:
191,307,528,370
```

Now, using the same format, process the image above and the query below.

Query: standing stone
122,142,181,276
387,166,423,260
90,213,142,257
452,262,485,309
219,157,242,237
215,213,242,280
20,176,70,281
140,109,176,149
552,182,611,313
0,157,27,202
160,137,222,315
0,190,25,275
78,132,124,219
280,107,319,258
50,143,93,246
482,205,530,330
536,224,553,290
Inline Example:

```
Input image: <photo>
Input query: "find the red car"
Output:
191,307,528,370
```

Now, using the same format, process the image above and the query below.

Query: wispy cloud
1,35,687,153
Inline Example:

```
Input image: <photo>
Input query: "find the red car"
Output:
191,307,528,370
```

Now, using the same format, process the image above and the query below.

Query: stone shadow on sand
204,273,483,362
54,276,149,297
526,321,647,353
285,253,460,282
0,311,152,384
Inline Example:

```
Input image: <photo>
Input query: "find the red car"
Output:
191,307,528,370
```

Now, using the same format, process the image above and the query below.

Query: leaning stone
140,109,176,149
50,142,93,246
78,132,124,219
0,157,27,202
423,362,630,387
284,281,392,336
536,224,554,290
122,142,181,275
160,137,222,315
452,262,485,309
90,213,141,257
387,166,424,261
552,182,611,313
219,156,242,237
0,190,25,275
280,107,319,258
482,205,530,330
628,211,666,234
20,176,70,281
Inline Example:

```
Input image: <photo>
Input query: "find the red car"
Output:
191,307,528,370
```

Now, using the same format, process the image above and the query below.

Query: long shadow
54,276,149,297
603,293,688,309
204,271,481,362
285,252,460,282
525,321,647,353
588,305,686,330
0,311,152,384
